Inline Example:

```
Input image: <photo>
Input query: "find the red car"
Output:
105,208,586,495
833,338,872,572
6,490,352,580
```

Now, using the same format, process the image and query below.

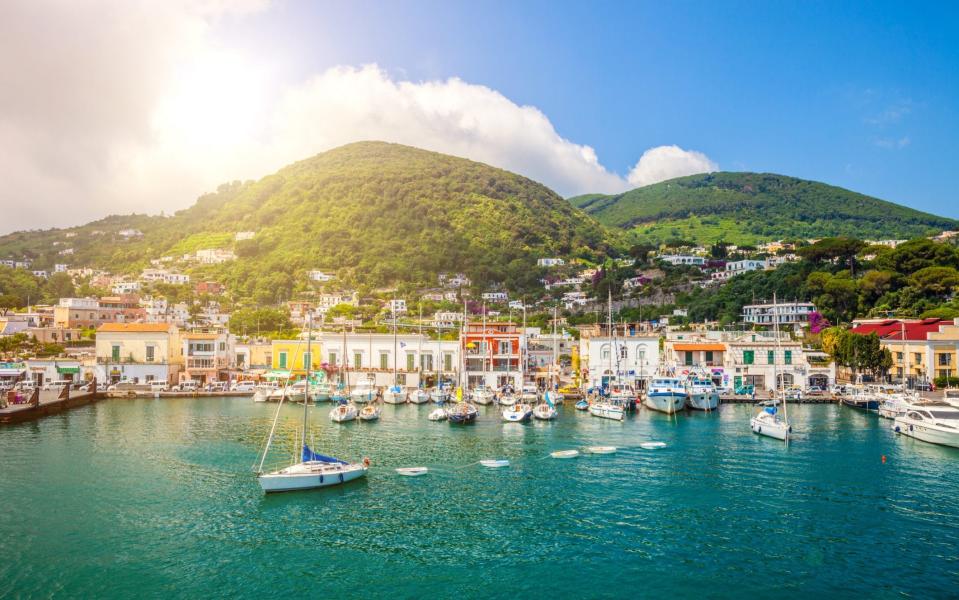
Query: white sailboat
330,402,358,423
257,316,367,492
359,403,381,421
383,301,406,404
534,306,561,420
590,292,626,421
410,388,429,404
750,293,791,442
502,402,533,422
350,377,376,403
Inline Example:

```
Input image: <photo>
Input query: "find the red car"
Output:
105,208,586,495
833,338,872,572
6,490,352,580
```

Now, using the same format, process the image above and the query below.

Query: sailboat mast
607,290,613,385
302,314,312,448
392,296,398,387
551,305,557,390
901,321,907,393
773,292,788,426
482,302,487,389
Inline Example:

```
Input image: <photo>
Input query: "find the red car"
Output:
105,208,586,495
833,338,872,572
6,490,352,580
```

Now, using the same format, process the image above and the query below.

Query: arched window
600,344,610,360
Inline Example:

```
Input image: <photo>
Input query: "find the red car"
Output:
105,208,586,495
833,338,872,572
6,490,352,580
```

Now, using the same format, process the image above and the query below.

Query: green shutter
784,350,792,365
406,354,414,371
279,352,287,369
705,351,714,362
768,350,775,364
743,350,754,365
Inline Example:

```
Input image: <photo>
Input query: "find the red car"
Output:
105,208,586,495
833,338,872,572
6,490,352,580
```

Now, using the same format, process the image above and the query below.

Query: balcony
186,357,229,370
97,357,168,365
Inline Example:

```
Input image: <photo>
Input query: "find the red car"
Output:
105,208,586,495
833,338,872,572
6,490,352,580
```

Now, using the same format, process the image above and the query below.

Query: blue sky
218,0,959,215
3,1,957,232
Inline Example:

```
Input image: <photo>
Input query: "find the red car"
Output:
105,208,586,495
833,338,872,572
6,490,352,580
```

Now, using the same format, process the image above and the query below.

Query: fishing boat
644,377,687,413
608,382,638,411
893,400,959,448
589,401,624,421
533,390,558,420
684,375,720,411
410,388,430,404
256,316,368,492
253,382,278,403
330,401,358,423
841,386,881,412
428,407,448,421
471,386,495,405
879,393,915,419
383,385,406,404
359,403,381,421
502,403,533,422
350,378,376,404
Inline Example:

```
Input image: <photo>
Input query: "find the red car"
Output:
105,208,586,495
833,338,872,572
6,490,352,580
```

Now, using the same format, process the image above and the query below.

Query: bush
934,376,959,389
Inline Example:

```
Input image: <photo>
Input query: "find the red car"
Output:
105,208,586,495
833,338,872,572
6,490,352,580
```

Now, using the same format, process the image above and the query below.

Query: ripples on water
1,397,957,598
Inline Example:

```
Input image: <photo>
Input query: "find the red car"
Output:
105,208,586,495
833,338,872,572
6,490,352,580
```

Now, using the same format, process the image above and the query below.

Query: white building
660,255,706,266
54,263,68,273
112,281,141,295
433,311,464,329
537,258,566,267
388,299,408,315
308,270,335,282
31,270,48,279
235,231,255,241
322,332,460,388
742,301,817,328
315,292,359,315
623,276,648,289
482,292,508,303
725,259,767,276
725,332,834,391
117,229,143,238
195,249,236,264
580,332,660,391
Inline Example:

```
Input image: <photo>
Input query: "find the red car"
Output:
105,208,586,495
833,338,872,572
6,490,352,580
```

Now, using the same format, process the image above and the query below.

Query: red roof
850,318,947,341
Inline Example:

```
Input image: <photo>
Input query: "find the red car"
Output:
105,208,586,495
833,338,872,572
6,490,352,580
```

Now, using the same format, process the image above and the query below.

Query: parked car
830,384,847,395
174,381,199,392
231,381,256,392
806,386,825,396
149,380,169,392
205,382,227,392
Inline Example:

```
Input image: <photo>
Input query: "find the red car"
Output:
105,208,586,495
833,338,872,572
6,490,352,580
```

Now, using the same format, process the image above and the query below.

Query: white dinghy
480,459,510,468
395,467,429,477
550,450,580,459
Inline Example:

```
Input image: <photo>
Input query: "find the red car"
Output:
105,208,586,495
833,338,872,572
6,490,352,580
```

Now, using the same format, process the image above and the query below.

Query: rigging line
256,333,309,473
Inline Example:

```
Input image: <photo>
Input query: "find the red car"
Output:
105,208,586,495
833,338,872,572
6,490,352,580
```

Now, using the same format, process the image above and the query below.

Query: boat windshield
930,411,959,420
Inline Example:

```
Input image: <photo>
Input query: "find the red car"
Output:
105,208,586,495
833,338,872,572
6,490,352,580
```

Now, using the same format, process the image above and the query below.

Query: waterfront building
234,341,272,372
462,321,521,390
269,337,325,379
724,332,833,391
181,330,235,385
850,318,959,385
579,322,659,391
24,358,86,387
742,301,817,329
322,332,459,388
94,323,182,384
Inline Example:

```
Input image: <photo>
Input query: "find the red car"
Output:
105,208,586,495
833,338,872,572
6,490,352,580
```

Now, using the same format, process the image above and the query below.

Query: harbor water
1,397,957,598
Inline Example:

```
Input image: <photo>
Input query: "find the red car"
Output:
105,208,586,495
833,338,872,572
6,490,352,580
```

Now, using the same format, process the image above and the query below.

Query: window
112,345,120,361
939,354,952,366
278,352,287,369
353,352,362,370
380,352,389,370
499,341,511,354
705,351,714,363
684,352,693,366
897,352,903,361
601,344,610,360
784,350,792,365
768,350,775,364
406,353,415,371
620,346,627,359
219,342,225,351
421,354,433,372
397,374,406,385
329,352,337,367
743,350,754,365
146,345,155,362
915,353,922,364
303,352,311,369
444,353,453,372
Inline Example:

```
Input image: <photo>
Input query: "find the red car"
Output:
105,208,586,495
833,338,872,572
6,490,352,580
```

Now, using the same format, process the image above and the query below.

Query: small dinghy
395,467,429,477
359,404,381,421
640,441,667,450
586,445,617,454
550,450,579,459
575,399,589,411
480,459,510,468
428,407,448,421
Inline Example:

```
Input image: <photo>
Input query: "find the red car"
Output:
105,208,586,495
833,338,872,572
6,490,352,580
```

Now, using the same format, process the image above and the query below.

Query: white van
42,380,73,391
150,380,169,392
232,381,256,392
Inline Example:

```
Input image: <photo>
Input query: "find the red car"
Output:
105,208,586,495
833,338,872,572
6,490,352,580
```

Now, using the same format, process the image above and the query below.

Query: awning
57,366,80,374
0,368,25,377
265,370,291,380
673,343,726,352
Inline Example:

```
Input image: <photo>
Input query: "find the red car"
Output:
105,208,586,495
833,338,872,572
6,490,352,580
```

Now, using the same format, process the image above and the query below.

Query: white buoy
550,450,580,459
480,459,510,468
640,441,667,450
395,467,429,477
586,446,617,454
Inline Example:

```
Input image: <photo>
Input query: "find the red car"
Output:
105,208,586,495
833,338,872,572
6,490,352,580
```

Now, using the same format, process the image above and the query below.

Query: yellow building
270,337,323,377
853,318,959,384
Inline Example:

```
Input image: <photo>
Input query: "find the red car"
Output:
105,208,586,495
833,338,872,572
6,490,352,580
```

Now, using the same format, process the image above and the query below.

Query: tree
42,272,75,303
908,266,959,299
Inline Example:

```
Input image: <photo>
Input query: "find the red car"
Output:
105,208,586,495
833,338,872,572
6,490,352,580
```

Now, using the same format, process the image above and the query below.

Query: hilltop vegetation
570,172,957,245
0,142,621,303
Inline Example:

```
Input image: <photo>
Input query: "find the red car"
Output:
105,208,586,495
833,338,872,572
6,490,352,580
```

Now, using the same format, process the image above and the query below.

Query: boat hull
843,397,880,412
472,391,494,405
502,405,533,422
258,462,367,492
686,392,720,411
894,419,959,448
751,414,790,440
330,405,358,422
383,391,406,404
644,393,686,414
589,403,624,421
410,390,429,404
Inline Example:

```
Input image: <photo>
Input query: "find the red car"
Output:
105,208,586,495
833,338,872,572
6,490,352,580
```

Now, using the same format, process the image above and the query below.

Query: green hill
0,142,619,300
569,172,958,245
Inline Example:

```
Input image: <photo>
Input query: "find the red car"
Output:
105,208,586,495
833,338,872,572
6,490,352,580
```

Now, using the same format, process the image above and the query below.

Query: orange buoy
881,455,887,464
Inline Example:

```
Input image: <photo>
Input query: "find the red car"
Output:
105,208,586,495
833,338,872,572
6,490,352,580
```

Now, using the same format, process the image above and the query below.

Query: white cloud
626,145,718,187
0,2,717,234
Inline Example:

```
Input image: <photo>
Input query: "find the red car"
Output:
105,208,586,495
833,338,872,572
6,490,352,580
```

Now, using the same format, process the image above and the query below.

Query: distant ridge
569,172,958,245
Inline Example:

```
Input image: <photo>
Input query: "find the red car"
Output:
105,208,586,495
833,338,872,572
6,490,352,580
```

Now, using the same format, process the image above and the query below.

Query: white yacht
878,393,916,419
383,385,406,404
644,377,687,414
350,379,376,404
330,402,358,423
685,376,720,411
471,386,495,405
751,404,791,441
893,400,959,448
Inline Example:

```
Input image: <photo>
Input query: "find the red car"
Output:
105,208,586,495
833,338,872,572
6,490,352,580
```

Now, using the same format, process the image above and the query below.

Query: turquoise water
1,398,958,598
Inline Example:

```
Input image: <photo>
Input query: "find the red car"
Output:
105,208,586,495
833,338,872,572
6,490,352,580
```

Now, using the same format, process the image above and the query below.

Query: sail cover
302,445,347,464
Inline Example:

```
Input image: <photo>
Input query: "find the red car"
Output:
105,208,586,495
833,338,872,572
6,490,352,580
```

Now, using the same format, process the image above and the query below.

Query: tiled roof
850,318,946,341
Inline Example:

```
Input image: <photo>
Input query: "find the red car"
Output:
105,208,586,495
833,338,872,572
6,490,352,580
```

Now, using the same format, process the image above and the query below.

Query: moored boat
893,400,959,448
684,375,720,411
751,403,790,440
428,407,448,421
410,388,430,404
471,386,495,405
502,403,533,422
644,377,687,414
383,385,406,404
448,401,478,424
589,401,624,421
359,403,381,421
350,379,376,404
330,402,358,423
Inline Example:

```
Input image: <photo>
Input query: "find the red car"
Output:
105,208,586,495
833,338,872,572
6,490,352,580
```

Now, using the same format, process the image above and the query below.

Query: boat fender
319,475,324,484
757,426,762,433
363,457,371,467
788,426,792,433
894,425,901,433
339,473,344,483
909,424,914,432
